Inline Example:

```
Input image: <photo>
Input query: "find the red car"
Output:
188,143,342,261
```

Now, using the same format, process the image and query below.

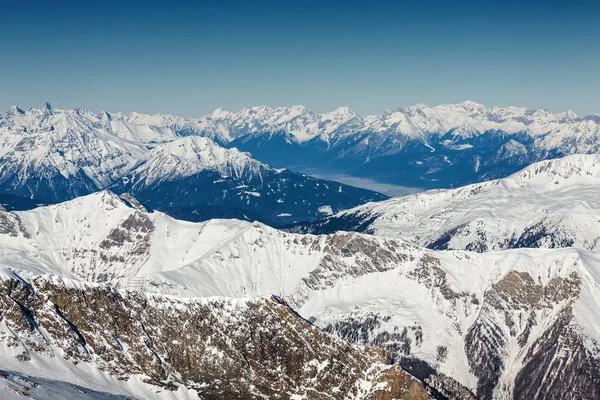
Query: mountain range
2,101,600,399
289,154,600,252
0,104,385,226
109,136,386,226
1,184,600,399
220,102,600,189
4,101,600,203
115,101,600,189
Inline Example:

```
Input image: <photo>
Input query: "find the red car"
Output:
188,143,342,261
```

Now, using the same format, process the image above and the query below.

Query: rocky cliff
0,272,427,399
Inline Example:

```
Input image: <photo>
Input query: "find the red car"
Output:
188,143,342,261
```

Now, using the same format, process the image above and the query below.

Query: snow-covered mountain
2,101,600,399
109,136,387,226
222,102,600,189
117,102,600,190
0,103,246,203
0,191,253,281
289,154,600,252
2,192,599,399
4,102,599,202
0,104,148,202
0,193,427,399
0,104,386,225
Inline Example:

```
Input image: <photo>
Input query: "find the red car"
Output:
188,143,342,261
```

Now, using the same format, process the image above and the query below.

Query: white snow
3,103,600,398
324,154,600,252
0,191,251,281
118,136,267,187
318,205,333,215
2,179,600,394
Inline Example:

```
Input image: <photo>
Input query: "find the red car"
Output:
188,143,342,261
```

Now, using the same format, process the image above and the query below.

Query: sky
1,0,599,117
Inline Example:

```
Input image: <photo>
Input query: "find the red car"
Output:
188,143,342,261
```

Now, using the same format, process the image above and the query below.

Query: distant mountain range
0,104,386,226
108,101,600,189
218,102,600,189
3,101,600,202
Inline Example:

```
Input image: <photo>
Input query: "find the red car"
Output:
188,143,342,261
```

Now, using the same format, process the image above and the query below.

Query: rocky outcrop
318,265,599,400
301,234,413,293
514,308,600,400
464,271,587,399
0,212,30,239
0,273,427,399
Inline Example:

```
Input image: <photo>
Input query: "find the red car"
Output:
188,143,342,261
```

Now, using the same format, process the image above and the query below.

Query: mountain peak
8,105,25,115
397,102,430,115
75,105,89,115
320,107,360,128
208,107,231,119
331,106,355,116
563,109,578,120
286,105,312,115
51,190,130,214
240,105,271,114
42,102,54,114
123,136,263,185
458,100,485,109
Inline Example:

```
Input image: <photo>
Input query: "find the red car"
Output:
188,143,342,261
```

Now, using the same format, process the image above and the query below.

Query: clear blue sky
1,0,598,117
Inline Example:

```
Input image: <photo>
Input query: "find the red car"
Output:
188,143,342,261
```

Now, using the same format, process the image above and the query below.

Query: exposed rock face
317,262,600,400
514,308,600,400
0,212,30,239
95,211,155,280
298,233,413,299
464,271,590,399
0,274,427,399
398,357,478,400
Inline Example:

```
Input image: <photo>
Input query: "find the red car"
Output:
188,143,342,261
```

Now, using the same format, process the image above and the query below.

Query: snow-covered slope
2,192,600,399
0,191,252,281
115,136,265,186
109,137,387,226
0,104,149,202
291,154,600,252
0,370,134,400
113,110,227,143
